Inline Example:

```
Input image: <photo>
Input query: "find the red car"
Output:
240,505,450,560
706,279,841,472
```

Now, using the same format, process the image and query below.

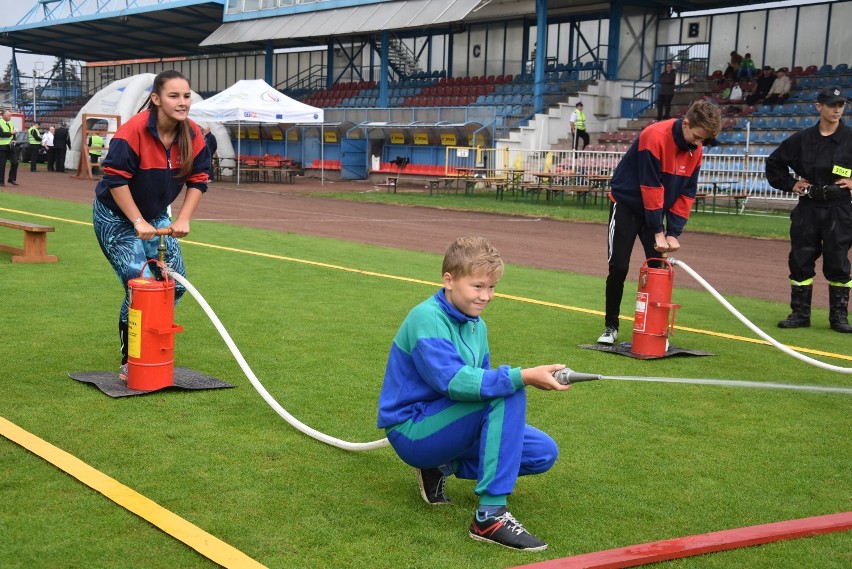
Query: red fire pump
126,230,183,390
632,258,680,357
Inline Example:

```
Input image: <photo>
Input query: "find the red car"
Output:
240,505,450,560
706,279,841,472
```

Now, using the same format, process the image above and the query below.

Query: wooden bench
463,177,506,196
521,183,591,204
375,176,458,196
0,218,58,263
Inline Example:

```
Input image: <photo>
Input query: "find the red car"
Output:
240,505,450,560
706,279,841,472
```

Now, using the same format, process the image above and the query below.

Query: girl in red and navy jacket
93,70,210,380
596,100,721,346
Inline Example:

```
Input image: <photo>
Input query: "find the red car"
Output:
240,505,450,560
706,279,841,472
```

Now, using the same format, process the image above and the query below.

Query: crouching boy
377,236,570,551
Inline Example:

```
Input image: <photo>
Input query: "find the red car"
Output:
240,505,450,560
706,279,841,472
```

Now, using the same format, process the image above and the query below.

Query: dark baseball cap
817,86,847,105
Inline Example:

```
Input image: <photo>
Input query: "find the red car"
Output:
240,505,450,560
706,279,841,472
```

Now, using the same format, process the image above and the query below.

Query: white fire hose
166,259,851,453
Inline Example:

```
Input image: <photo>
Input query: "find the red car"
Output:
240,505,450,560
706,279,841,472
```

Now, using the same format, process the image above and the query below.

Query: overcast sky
1,3,58,76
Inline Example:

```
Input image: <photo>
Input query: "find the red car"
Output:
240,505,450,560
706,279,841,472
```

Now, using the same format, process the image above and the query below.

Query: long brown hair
146,70,195,179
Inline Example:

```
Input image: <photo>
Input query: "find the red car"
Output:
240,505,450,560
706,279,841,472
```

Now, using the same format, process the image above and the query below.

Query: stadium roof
0,1,230,63
0,0,791,63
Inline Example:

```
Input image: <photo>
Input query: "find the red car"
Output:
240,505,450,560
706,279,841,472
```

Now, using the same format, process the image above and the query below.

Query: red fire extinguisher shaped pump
126,260,183,390
632,258,680,357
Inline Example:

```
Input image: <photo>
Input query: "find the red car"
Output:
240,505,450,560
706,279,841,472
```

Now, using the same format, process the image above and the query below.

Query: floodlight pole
32,64,44,123
32,70,37,123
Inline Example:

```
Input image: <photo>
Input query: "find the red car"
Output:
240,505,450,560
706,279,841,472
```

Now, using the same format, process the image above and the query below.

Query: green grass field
1,192,849,568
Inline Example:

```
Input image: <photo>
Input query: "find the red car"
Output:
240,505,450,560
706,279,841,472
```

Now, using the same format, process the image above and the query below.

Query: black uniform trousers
788,199,852,284
604,202,662,329
573,129,590,150
0,144,18,183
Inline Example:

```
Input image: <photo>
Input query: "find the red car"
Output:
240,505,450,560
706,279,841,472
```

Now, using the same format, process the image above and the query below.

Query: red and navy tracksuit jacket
609,118,702,238
95,108,210,220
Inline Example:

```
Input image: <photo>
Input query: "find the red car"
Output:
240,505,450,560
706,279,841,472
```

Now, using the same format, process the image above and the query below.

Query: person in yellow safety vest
569,101,590,150
88,132,105,175
0,110,19,186
27,122,42,172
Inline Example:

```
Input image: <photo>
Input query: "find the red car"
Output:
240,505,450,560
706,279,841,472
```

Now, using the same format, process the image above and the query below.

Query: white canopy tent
189,79,324,183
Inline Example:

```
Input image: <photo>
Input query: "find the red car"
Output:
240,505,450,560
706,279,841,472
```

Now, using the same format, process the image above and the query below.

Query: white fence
446,147,794,202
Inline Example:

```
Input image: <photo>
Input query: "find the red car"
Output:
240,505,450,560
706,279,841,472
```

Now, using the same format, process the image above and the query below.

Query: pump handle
154,227,174,236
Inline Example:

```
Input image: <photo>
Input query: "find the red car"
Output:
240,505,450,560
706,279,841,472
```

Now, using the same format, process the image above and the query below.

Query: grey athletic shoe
469,507,548,551
597,326,618,345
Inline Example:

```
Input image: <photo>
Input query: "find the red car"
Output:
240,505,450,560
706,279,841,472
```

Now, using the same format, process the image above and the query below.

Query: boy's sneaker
597,326,618,345
415,468,450,505
469,507,547,551
118,363,128,382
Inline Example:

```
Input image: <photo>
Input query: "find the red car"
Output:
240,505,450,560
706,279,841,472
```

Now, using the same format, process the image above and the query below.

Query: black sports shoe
469,507,547,551
415,468,450,505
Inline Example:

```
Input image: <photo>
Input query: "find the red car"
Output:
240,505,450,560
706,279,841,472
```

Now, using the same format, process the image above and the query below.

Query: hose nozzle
552,368,604,385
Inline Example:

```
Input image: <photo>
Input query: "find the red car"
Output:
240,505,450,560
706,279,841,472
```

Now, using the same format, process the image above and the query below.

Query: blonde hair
442,237,504,279
685,100,723,137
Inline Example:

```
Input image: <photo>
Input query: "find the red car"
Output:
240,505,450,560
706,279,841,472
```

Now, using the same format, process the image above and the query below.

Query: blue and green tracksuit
377,290,558,505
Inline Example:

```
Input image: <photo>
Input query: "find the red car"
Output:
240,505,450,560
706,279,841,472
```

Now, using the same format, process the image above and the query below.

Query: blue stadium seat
832,63,849,75
817,64,834,75
797,77,814,89
768,117,784,129
753,117,768,129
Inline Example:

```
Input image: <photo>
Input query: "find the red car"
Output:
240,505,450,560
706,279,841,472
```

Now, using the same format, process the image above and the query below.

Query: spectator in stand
746,66,776,105
724,51,743,80
53,123,71,173
728,82,744,103
738,53,756,81
657,62,676,121
763,68,792,107
42,125,55,172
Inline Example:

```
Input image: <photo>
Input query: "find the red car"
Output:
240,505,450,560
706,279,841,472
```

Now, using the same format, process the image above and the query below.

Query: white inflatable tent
66,73,234,175
188,79,324,183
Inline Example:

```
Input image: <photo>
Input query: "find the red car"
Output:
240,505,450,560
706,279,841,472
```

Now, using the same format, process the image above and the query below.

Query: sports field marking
0,416,267,568
3,206,849,362
511,511,852,569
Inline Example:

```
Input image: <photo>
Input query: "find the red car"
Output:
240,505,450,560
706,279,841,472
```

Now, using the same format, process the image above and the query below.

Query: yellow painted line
0,416,267,569
0,207,92,226
4,207,850,363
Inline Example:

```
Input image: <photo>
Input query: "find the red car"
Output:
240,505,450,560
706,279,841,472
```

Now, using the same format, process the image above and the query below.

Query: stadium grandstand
1,0,851,204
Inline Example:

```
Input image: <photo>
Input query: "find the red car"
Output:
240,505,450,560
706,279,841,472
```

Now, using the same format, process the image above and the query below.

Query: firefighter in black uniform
765,86,852,333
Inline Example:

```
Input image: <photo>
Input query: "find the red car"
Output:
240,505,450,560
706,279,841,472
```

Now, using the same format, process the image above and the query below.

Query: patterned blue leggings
92,199,187,325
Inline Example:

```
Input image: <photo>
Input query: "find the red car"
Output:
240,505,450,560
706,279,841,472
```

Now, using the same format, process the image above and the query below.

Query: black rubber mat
579,342,714,360
68,367,234,398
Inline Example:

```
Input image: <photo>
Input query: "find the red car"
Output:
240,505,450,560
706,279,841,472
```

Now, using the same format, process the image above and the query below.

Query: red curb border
512,511,852,569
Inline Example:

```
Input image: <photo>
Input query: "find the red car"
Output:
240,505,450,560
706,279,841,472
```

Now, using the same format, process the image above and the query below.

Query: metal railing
443,146,794,202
